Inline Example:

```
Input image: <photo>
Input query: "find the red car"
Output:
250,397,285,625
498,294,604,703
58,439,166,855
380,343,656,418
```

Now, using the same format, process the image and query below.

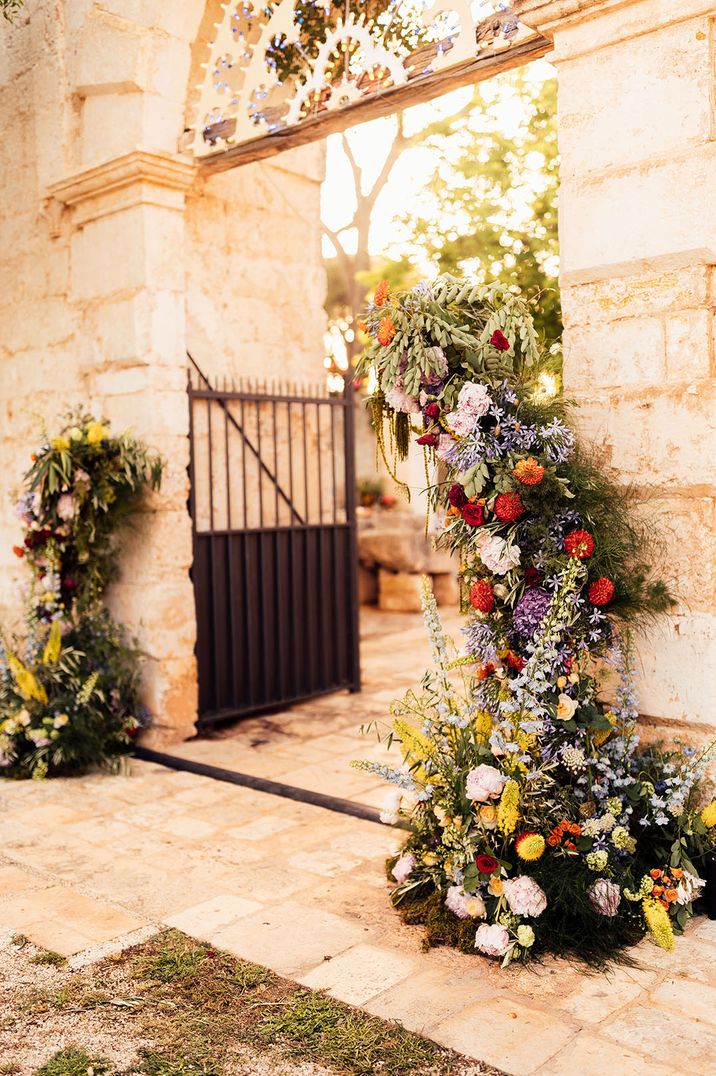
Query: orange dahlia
377,316,396,346
514,457,545,486
374,279,390,307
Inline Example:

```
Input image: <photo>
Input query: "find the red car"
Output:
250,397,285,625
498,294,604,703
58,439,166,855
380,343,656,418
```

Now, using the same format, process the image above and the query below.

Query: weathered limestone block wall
0,0,326,743
517,0,716,732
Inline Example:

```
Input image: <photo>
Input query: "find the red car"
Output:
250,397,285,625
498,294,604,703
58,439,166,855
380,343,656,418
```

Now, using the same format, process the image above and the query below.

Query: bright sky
320,58,555,265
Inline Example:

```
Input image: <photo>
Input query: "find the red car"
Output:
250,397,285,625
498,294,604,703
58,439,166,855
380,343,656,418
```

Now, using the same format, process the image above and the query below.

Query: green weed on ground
35,1048,111,1076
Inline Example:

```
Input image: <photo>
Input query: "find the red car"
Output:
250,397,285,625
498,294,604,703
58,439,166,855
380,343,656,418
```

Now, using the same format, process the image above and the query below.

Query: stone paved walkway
2,609,716,1075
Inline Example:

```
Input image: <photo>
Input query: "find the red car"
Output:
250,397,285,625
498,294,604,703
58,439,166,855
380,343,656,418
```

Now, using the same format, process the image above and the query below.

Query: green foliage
35,1049,111,1076
0,414,161,779
1,0,24,22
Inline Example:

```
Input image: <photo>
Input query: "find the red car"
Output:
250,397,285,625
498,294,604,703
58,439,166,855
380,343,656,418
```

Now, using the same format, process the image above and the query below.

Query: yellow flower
42,620,62,665
393,717,433,765
86,421,109,445
593,710,617,748
479,804,497,830
488,875,503,896
422,852,439,866
701,802,716,828
51,436,71,451
515,832,546,861
53,713,69,729
474,710,492,744
7,653,48,704
555,694,578,721
497,779,520,835
642,897,674,951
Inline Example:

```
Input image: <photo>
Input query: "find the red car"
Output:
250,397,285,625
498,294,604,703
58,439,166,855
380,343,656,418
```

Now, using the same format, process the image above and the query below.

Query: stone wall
0,1,326,743
517,0,716,733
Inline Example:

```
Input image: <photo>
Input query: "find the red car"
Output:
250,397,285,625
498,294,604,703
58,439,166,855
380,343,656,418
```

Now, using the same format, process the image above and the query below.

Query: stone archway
2,0,712,744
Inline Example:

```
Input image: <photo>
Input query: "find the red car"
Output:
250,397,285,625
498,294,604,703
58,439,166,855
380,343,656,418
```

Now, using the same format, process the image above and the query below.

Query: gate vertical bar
343,381,361,691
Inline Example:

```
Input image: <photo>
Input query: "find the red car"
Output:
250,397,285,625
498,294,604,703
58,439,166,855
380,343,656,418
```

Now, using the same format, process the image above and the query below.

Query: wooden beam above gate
186,3,552,175
198,32,551,175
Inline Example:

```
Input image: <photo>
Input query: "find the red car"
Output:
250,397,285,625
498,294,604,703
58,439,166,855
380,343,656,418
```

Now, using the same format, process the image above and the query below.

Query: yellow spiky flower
700,802,716,828
642,897,675,951
497,779,520,835
42,620,62,665
392,718,433,764
7,653,48,704
473,710,492,744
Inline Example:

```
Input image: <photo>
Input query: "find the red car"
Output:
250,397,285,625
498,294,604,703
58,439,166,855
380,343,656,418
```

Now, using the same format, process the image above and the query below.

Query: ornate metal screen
187,1,549,168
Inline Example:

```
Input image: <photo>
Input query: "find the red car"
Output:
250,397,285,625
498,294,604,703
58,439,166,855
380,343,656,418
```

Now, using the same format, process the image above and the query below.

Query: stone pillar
515,0,716,733
48,151,199,745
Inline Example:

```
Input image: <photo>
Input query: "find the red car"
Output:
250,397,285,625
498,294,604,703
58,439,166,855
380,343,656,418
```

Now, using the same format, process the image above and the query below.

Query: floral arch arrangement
355,276,716,966
0,416,162,779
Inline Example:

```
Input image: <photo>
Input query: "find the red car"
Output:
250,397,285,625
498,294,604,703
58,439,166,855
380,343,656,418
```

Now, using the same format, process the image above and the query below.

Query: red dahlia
476,853,499,874
470,579,495,613
424,402,440,420
416,433,438,447
524,566,543,587
564,528,595,559
588,576,615,606
448,483,468,508
461,503,485,527
490,330,511,352
494,492,524,523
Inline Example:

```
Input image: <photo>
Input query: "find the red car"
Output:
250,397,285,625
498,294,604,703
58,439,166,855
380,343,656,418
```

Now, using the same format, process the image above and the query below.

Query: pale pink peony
457,381,492,418
445,408,477,437
502,875,548,917
477,532,521,576
475,922,511,958
384,385,420,414
391,852,416,884
56,493,77,521
466,764,506,803
445,886,486,920
587,878,621,917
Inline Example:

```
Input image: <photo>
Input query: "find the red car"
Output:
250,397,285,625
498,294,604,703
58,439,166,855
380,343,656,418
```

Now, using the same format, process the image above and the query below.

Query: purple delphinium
512,588,552,638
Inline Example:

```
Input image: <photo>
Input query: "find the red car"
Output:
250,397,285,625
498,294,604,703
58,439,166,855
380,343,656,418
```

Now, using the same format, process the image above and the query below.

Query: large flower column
515,0,716,734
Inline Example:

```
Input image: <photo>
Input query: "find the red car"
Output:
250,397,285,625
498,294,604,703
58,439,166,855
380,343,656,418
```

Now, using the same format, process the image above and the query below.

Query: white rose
555,694,578,721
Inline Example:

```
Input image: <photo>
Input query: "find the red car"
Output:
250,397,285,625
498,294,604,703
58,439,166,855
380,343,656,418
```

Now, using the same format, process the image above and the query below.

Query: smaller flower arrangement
1,415,161,779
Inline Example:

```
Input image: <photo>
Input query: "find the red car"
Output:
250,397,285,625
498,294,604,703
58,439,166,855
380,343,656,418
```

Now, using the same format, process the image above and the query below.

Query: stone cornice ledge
47,150,198,226
512,0,641,32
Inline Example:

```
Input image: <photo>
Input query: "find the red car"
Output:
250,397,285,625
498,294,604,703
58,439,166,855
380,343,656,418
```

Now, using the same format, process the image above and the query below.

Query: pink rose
502,875,548,917
466,764,506,803
475,922,511,958
391,852,416,884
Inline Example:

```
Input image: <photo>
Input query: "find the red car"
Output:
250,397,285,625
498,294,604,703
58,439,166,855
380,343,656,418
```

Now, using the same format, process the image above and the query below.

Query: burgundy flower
448,483,468,509
490,330,511,352
416,433,439,447
424,402,440,420
461,503,485,527
476,854,499,875
524,567,543,587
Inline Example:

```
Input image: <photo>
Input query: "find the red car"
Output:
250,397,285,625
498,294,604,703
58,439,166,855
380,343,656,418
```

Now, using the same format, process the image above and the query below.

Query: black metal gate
188,359,361,728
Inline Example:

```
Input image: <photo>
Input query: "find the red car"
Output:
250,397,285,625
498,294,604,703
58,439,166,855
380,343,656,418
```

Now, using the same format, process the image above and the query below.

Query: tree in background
323,65,560,380
395,71,560,341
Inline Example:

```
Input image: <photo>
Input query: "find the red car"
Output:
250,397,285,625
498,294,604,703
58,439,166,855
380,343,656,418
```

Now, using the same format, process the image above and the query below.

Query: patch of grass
21,975,110,1015
137,937,208,984
137,1050,222,1076
35,1047,111,1076
259,989,450,1076
11,933,29,948
30,949,67,967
